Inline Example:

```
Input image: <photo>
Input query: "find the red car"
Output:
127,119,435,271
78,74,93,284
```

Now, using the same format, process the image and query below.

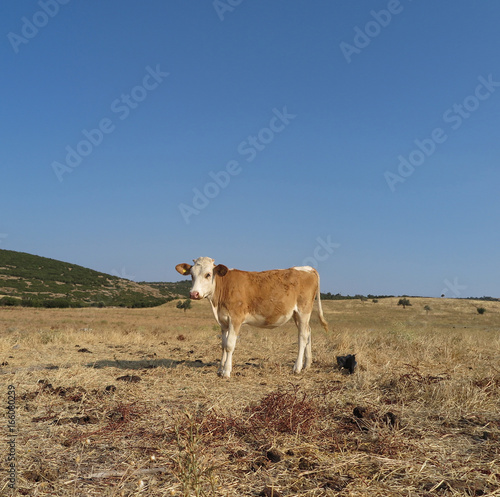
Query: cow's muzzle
190,291,201,300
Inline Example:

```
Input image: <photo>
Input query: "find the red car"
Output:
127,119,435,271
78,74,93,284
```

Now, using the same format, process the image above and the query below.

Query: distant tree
372,299,379,303
477,307,486,315
424,305,431,314
176,299,192,312
398,298,411,309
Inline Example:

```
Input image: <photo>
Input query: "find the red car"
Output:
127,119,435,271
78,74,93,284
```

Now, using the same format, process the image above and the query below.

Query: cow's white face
175,257,228,300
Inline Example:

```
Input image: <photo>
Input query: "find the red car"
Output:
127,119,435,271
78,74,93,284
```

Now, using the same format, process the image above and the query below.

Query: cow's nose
190,291,200,300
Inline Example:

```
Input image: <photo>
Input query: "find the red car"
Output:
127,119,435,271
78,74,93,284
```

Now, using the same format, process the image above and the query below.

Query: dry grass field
1,297,499,496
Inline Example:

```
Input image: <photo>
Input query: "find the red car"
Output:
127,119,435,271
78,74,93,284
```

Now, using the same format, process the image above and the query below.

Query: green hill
0,249,185,308
142,280,191,299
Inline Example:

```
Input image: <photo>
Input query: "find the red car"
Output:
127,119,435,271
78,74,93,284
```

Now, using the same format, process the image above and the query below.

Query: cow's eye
205,273,211,279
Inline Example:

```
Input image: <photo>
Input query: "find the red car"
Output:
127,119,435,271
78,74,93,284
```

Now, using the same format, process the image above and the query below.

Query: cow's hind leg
304,323,312,369
293,311,312,374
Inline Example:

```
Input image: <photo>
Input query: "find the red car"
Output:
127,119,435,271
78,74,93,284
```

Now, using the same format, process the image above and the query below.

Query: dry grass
1,298,499,496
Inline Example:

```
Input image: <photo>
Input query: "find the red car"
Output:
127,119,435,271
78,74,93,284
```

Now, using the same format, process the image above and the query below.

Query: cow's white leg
304,324,312,369
293,312,312,374
218,326,229,376
221,330,237,378
220,320,239,378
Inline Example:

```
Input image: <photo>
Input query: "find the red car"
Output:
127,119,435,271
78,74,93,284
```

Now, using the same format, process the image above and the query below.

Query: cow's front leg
218,327,228,376
219,320,239,378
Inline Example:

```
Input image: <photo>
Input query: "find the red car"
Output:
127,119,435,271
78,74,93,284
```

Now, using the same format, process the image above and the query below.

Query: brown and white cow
175,257,328,378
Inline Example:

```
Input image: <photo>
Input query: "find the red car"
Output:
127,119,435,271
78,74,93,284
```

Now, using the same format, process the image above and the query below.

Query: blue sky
1,0,499,298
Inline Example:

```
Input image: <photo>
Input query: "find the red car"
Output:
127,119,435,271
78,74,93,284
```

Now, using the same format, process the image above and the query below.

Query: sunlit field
1,298,499,496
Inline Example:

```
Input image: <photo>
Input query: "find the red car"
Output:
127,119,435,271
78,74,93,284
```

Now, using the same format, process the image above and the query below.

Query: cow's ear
214,264,228,277
175,263,192,276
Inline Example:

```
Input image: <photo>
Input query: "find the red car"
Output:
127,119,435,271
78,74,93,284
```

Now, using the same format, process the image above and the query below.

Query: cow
175,257,328,378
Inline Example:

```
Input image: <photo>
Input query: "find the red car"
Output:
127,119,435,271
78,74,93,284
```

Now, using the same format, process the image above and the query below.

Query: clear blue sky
1,0,499,298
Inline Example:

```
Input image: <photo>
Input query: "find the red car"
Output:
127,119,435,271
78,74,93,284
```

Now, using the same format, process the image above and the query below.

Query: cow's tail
316,272,329,332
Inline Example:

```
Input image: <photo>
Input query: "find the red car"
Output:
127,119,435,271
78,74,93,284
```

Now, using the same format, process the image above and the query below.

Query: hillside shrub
0,297,20,306
21,298,43,308
177,299,192,312
42,298,73,308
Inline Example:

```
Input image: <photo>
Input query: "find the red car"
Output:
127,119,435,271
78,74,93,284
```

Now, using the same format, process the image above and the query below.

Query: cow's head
175,257,228,300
